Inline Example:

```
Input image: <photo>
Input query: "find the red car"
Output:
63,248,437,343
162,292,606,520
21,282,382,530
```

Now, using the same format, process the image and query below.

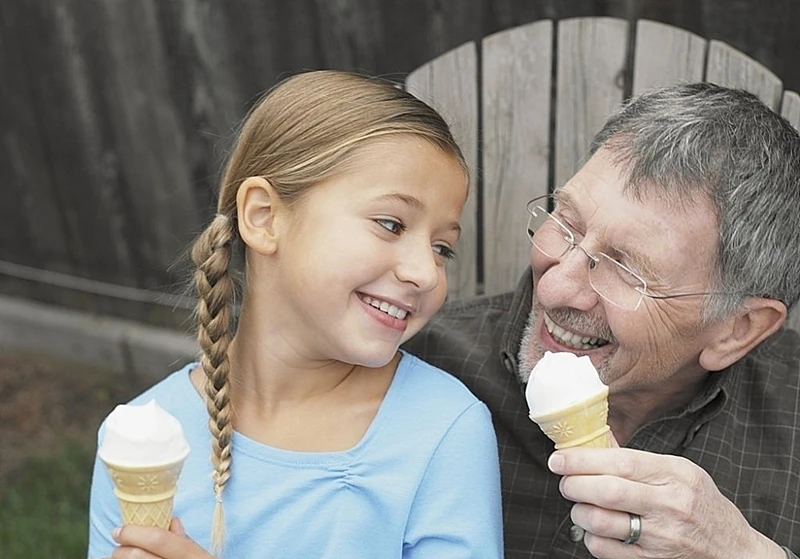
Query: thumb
169,517,187,537
609,430,621,448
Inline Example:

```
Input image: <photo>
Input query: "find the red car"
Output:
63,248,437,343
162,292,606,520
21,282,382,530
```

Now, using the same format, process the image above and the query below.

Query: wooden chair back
405,18,800,329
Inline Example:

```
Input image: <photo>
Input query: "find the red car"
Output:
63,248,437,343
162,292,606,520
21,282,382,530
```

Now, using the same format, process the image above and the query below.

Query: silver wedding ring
623,513,642,545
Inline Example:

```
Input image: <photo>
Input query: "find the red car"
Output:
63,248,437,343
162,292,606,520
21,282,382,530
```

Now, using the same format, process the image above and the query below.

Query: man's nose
532,242,600,311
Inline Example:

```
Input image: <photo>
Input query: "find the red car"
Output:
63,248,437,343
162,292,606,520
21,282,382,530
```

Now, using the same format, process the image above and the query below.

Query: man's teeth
543,314,606,350
363,296,409,320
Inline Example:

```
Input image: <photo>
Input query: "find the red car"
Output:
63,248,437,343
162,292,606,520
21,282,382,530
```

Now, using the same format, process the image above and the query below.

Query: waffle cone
100,455,187,528
530,386,612,449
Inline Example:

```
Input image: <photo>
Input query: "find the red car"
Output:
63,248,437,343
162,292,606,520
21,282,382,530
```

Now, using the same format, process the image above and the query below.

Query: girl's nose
395,242,440,293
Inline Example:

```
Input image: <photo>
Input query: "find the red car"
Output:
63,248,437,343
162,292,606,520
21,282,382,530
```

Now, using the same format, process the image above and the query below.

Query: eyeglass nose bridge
559,237,601,269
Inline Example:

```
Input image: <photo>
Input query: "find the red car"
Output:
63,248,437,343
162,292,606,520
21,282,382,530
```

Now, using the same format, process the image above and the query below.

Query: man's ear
236,176,283,255
699,298,786,372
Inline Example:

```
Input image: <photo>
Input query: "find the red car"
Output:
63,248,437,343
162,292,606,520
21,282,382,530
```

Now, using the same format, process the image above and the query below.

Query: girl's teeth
364,296,408,320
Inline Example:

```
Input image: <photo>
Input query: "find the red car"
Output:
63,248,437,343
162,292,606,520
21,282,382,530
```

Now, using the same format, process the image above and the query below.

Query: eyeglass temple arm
638,289,737,300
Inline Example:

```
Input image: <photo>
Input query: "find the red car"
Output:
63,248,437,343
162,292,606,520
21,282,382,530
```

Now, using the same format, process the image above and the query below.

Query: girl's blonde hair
189,70,465,553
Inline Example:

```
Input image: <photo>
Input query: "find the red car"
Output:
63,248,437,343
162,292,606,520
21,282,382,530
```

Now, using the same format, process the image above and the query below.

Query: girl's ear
236,177,283,255
699,298,786,372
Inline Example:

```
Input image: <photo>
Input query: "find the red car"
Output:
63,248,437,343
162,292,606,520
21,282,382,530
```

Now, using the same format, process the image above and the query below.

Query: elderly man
404,83,800,558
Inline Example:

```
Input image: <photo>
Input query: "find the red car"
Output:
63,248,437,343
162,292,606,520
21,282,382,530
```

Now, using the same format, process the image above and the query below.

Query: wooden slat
554,17,628,191
632,20,706,94
29,0,136,286
780,90,800,131
705,40,783,109
406,42,479,300
0,2,70,271
100,0,201,284
481,21,553,296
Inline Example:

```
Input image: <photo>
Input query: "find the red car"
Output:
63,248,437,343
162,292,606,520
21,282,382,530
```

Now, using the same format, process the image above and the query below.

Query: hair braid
190,215,235,554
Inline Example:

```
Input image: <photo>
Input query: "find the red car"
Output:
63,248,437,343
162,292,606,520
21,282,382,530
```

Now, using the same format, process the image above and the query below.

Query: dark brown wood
1,0,798,326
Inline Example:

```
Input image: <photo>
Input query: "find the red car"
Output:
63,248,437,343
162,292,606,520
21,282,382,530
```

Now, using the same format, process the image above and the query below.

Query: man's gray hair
590,82,800,320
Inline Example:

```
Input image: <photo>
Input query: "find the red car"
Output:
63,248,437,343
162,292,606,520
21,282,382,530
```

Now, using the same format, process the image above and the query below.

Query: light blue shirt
88,351,503,558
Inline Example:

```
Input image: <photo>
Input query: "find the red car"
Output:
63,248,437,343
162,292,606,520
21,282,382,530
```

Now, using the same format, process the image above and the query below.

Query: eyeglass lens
526,201,643,310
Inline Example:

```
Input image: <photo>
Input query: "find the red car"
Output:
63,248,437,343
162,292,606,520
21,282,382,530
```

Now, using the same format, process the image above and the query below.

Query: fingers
111,524,211,559
558,473,651,515
169,518,187,537
570,502,636,543
111,526,172,559
581,531,639,559
571,503,642,559
549,447,693,485
111,545,163,559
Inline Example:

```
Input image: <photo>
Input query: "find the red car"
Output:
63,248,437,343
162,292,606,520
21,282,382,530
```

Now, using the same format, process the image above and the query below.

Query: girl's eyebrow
372,192,462,235
373,192,424,209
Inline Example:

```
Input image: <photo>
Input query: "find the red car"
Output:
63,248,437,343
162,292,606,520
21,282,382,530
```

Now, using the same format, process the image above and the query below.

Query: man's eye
375,218,406,235
433,244,456,260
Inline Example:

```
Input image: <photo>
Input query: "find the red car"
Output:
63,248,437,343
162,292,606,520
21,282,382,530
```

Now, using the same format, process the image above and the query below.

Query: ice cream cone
529,386,612,449
101,454,188,528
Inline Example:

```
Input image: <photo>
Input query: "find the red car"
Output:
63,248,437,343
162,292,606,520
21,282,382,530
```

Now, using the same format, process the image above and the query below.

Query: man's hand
548,448,785,559
110,518,216,559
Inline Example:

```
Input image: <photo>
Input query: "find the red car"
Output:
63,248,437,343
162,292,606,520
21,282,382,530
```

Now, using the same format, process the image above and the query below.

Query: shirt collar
500,269,534,386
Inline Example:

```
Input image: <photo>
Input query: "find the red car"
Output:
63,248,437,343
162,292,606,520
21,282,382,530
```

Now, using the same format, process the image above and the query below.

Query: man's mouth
361,295,409,320
543,313,608,350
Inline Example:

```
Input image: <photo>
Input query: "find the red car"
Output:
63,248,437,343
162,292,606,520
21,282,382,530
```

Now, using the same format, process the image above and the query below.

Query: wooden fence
2,1,800,329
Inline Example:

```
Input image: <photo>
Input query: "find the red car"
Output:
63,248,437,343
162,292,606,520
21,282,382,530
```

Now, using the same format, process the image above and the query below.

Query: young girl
87,70,503,558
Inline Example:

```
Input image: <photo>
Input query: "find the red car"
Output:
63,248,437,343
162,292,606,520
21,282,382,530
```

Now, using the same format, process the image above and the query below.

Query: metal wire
0,259,196,311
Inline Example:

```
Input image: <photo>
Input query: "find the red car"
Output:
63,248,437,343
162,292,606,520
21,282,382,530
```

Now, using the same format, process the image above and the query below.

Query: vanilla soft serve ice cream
525,351,612,449
525,351,606,416
98,399,190,528
99,399,190,467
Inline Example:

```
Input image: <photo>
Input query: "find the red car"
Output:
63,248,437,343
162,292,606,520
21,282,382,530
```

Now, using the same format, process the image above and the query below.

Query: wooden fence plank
99,0,202,286
705,40,783,109
0,2,69,272
780,90,800,131
482,20,552,296
554,17,628,191
632,19,706,94
25,0,137,286
406,42,479,300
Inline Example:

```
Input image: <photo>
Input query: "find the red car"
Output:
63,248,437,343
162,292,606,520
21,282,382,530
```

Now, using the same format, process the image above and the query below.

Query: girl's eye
433,244,456,260
375,218,406,235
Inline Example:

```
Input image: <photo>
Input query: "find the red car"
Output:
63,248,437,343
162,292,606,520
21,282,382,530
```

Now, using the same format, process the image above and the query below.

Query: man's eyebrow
553,189,662,280
552,189,580,218
617,248,662,282
373,192,461,234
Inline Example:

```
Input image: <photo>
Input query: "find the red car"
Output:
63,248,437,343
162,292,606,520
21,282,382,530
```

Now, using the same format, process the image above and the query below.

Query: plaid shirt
403,270,800,559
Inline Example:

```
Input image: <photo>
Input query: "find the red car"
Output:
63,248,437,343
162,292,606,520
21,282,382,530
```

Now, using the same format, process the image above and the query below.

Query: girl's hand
110,518,216,559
